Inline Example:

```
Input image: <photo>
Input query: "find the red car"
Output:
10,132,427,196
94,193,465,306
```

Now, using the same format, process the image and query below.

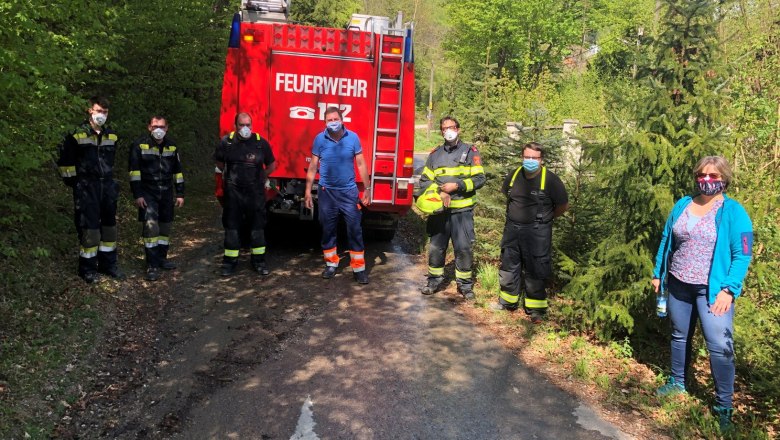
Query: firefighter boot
321,266,337,279
421,277,444,295
221,257,237,277
354,270,369,284
145,267,160,282
458,285,475,300
252,255,270,276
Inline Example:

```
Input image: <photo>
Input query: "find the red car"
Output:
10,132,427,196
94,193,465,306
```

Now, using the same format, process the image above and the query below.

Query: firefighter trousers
318,186,365,272
138,187,174,269
426,209,475,291
222,183,266,266
73,179,118,276
498,221,553,312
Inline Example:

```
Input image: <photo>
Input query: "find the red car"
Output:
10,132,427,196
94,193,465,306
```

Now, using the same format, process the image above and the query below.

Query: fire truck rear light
243,34,255,42
398,179,409,190
403,157,413,166
390,47,401,54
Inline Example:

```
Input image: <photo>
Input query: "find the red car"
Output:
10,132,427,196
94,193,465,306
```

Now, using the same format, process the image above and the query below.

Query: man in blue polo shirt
304,107,371,284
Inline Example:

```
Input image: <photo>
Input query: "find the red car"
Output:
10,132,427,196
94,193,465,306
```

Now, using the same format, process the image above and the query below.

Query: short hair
523,142,544,158
694,156,732,189
234,112,252,125
439,116,459,130
88,96,110,110
324,106,342,119
149,115,167,125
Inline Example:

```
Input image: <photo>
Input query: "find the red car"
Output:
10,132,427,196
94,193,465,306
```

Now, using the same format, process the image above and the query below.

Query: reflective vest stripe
252,246,266,255
463,178,474,192
524,298,548,309
434,165,471,177
509,167,546,190
428,266,444,276
449,197,475,209
422,167,435,180
60,166,77,177
499,290,519,304
80,246,98,258
99,242,117,252
144,237,159,248
175,173,184,183
455,269,472,280
470,165,485,175
158,236,170,245
224,249,239,258
129,170,141,181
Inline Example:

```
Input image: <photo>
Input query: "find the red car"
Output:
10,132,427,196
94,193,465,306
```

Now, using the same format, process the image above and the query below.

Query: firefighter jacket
416,140,486,213
214,132,275,189
128,135,184,199
57,121,119,186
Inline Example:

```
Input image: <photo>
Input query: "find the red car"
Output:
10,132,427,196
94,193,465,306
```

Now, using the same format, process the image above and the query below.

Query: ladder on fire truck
369,26,408,205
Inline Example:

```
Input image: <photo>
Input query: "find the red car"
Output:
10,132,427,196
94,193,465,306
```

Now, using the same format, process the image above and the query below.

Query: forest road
61,201,632,440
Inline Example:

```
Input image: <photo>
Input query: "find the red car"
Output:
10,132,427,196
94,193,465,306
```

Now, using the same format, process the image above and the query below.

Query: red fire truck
218,0,416,240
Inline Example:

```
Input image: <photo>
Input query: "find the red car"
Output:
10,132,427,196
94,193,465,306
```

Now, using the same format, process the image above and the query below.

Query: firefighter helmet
415,184,444,214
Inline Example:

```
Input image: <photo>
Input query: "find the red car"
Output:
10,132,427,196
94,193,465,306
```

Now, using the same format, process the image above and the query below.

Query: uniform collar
443,140,462,153
324,127,350,142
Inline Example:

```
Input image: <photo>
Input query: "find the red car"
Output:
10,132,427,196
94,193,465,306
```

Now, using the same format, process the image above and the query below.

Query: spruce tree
560,0,731,338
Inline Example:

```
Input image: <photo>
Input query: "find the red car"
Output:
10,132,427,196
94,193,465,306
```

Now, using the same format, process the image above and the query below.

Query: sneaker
490,302,517,312
656,377,686,397
221,263,236,277
161,260,177,270
420,278,443,295
254,262,270,276
354,271,369,284
321,266,337,279
145,267,160,281
81,272,98,284
99,266,126,280
458,286,475,300
712,405,734,433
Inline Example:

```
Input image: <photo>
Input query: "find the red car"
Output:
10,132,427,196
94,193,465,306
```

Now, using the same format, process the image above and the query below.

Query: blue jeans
668,275,735,408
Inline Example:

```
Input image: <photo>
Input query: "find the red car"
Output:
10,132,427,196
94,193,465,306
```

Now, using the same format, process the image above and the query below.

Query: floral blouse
669,198,724,285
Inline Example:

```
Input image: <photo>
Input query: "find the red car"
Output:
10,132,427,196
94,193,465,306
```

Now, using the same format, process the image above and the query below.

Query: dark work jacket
57,121,119,185
128,134,185,199
214,132,275,188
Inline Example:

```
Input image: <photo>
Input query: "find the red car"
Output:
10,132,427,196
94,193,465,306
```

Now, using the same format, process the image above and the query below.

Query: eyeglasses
150,125,166,130
696,173,721,180
237,123,251,127
523,156,542,160
441,125,458,131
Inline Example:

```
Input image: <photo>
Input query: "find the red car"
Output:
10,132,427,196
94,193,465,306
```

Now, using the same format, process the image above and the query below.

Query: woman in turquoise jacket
651,156,753,431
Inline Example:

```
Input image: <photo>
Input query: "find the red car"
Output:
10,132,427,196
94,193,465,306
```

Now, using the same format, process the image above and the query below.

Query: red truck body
219,6,416,238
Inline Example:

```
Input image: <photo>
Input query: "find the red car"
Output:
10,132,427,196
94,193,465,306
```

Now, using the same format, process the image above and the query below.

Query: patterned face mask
697,179,725,196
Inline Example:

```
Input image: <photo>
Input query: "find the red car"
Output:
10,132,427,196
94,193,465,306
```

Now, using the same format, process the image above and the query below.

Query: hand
651,278,660,293
440,191,451,208
710,290,733,316
304,192,313,210
175,197,184,208
135,197,147,208
439,182,459,194
361,189,371,206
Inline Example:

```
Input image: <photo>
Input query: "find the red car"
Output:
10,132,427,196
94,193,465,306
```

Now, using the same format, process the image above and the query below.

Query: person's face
522,148,542,163
236,115,252,131
89,104,108,119
325,112,342,124
440,121,459,135
696,164,722,182
148,118,167,132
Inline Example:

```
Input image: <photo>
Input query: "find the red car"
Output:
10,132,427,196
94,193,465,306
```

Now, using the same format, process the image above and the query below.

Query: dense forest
1,0,778,437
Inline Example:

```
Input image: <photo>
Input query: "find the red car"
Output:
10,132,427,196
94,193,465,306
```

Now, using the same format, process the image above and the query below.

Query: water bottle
656,290,668,318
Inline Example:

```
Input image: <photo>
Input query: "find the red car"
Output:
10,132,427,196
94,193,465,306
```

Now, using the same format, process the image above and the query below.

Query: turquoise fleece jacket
652,194,754,304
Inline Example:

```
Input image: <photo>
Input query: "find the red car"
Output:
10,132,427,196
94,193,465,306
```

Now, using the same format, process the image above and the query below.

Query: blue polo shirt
311,128,362,191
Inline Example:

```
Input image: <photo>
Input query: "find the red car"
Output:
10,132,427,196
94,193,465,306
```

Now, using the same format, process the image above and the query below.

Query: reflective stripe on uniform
252,246,266,255
463,178,474,192
509,166,546,190
422,167,435,180
175,173,184,183
524,297,548,309
499,290,519,304
433,165,471,177
80,246,98,258
470,165,485,175
449,197,475,209
162,146,177,157
349,250,365,270
428,266,444,276
158,236,170,246
455,269,472,280
129,170,141,181
59,166,77,177
100,134,117,146
99,242,116,252
144,237,159,248
224,249,239,258
323,247,339,267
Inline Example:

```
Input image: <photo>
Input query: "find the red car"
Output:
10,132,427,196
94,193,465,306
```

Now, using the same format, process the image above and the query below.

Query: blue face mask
326,121,342,132
522,159,540,172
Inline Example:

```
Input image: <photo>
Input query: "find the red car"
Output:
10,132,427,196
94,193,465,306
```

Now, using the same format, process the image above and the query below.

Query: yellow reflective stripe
524,298,548,309
107,134,118,140
158,236,170,245
175,173,184,183
470,165,484,175
163,145,177,152
463,178,474,192
225,249,239,257
428,266,444,276
508,166,546,190
449,197,475,208
251,246,266,255
434,166,471,177
76,136,94,145
129,170,141,181
141,148,160,156
509,166,523,188
499,290,519,304
79,246,98,258
455,269,472,279
139,143,150,149
59,166,77,177
74,133,88,139
144,237,159,248
99,242,116,252
422,167,435,180
540,167,546,190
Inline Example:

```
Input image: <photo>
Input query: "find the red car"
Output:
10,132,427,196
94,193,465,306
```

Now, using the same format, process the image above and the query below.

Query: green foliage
290,0,361,27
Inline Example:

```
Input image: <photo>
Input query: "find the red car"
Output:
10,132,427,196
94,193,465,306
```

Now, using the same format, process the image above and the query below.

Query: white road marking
290,395,320,440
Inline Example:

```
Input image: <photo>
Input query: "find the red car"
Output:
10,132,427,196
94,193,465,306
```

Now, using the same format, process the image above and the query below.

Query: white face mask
151,128,166,141
238,126,252,139
443,129,458,142
92,112,107,126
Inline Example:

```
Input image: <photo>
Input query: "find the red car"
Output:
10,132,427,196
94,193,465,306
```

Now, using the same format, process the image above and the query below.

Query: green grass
414,127,441,152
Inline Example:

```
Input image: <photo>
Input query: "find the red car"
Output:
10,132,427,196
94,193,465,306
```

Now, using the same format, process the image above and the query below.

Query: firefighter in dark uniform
493,142,568,323
129,116,185,281
416,116,486,299
215,112,276,277
57,96,125,283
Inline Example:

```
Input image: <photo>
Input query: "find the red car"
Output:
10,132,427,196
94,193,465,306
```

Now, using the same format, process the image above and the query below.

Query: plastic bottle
656,290,668,318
